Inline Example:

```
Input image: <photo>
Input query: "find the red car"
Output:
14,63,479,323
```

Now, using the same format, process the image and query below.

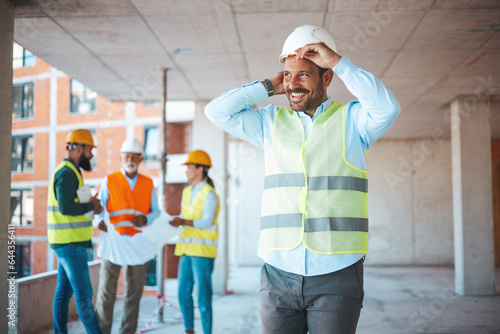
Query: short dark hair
317,66,328,77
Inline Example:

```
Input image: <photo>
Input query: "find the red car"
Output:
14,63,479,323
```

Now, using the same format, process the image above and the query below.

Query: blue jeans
178,255,215,334
53,244,102,334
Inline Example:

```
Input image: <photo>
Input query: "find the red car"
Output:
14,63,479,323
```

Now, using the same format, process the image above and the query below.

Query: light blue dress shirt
96,169,160,225
205,57,400,276
179,179,219,230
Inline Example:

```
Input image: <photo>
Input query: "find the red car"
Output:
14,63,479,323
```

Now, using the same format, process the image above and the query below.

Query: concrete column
0,1,14,332
451,96,495,296
192,100,228,295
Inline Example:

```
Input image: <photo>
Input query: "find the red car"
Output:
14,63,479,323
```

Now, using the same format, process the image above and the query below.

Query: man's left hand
294,42,342,69
131,215,147,227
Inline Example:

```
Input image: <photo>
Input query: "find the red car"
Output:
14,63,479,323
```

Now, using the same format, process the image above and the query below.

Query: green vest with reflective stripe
47,161,93,244
259,102,369,254
175,183,219,258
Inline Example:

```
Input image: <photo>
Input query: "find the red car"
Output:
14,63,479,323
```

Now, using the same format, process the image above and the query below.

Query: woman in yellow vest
169,150,219,334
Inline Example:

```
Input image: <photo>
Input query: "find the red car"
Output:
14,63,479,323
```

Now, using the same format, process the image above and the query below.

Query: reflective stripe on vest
259,102,369,254
109,209,148,218
174,183,220,258
47,161,93,244
48,221,93,230
106,172,153,236
264,175,367,191
177,237,218,247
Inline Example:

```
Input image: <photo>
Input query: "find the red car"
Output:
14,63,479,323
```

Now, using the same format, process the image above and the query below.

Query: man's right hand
98,220,108,232
90,194,102,214
269,71,285,95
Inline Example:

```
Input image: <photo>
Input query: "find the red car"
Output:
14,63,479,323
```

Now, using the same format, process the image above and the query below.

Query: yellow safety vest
259,102,369,254
47,161,93,244
175,183,219,258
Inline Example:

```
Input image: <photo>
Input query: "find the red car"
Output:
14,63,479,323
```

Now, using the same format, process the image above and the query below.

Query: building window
13,82,34,119
13,43,35,69
145,257,156,287
87,246,95,261
89,129,98,170
10,189,34,227
143,101,159,108
70,79,97,114
144,126,159,166
11,135,34,172
14,242,31,278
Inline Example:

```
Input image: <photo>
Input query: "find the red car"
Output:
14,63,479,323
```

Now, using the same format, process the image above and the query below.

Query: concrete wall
366,139,454,265
229,138,454,267
1,1,14,333
192,100,228,294
15,260,101,334
228,139,265,267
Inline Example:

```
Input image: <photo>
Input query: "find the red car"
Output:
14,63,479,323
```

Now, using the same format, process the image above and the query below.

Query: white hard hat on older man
120,139,144,156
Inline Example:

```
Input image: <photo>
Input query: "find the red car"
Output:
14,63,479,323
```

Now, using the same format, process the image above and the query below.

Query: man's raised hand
294,42,342,69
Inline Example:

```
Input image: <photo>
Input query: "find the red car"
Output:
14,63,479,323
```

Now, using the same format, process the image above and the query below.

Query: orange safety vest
106,171,153,236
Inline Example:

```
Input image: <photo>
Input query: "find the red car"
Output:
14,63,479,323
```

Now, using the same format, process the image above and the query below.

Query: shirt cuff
146,211,160,225
242,80,270,104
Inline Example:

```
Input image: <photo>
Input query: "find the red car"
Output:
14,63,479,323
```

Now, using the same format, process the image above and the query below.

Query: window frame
12,82,34,120
13,43,35,69
144,257,157,287
144,125,160,167
11,134,34,173
14,241,32,279
70,79,97,115
10,188,34,227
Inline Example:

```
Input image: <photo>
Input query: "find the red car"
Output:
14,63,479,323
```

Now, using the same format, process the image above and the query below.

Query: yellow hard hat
183,150,212,167
66,129,96,147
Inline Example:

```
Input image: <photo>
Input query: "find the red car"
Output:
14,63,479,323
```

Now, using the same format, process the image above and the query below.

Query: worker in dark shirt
47,129,103,334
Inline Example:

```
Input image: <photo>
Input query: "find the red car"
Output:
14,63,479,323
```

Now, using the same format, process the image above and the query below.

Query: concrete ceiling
9,0,500,139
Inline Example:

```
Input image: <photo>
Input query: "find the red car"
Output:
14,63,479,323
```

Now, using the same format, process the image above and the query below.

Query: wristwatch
262,79,274,97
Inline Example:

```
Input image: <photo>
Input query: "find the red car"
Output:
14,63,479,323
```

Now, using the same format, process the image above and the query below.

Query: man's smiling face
283,56,331,116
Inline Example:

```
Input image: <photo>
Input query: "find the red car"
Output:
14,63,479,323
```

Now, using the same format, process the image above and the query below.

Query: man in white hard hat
94,139,160,334
205,25,401,333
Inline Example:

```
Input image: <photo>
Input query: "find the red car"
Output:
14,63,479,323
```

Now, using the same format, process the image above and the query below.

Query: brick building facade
11,43,189,295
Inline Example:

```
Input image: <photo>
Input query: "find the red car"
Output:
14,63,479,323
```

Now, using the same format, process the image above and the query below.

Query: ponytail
198,164,215,189
206,176,215,188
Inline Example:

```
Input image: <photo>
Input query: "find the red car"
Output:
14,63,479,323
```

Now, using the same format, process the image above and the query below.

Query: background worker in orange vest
94,139,160,334
169,150,220,334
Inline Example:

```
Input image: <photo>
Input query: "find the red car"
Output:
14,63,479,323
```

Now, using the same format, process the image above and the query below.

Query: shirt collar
120,168,139,181
296,96,333,120
64,158,82,174
191,179,207,191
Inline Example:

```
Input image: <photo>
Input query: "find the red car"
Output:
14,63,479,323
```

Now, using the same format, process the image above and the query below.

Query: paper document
97,212,183,266
137,212,183,248
76,184,92,203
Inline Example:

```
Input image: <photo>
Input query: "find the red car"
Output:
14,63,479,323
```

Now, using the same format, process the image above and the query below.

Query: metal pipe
223,132,229,293
156,68,169,322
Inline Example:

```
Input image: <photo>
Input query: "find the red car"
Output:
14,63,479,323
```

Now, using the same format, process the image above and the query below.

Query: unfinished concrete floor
38,266,500,334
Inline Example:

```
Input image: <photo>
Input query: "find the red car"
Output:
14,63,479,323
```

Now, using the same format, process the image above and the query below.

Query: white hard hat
120,139,144,156
279,25,337,63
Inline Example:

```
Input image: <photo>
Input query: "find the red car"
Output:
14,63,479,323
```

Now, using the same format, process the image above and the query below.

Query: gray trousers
260,259,364,334
94,259,149,334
